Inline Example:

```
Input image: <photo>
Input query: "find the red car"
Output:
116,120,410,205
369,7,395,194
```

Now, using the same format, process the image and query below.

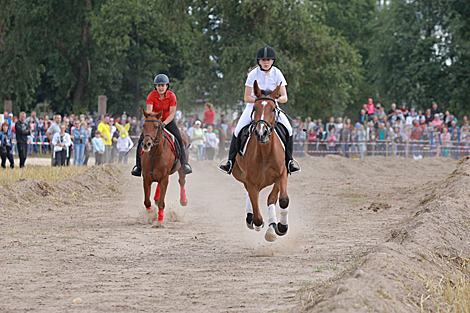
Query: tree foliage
3,0,468,121
367,0,470,116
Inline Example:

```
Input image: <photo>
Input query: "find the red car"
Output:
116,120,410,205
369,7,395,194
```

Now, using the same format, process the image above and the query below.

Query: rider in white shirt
219,46,300,174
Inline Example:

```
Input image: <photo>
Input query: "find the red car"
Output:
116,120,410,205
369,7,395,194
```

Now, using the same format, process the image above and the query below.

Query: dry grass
0,165,90,185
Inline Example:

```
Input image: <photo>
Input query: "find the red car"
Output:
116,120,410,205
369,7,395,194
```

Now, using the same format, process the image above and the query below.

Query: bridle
142,119,167,158
250,96,279,141
143,119,163,148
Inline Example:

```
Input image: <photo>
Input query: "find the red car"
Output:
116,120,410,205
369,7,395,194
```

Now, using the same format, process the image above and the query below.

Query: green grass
0,165,89,185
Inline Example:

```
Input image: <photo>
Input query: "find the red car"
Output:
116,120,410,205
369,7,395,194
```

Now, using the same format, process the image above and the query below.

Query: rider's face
156,84,168,94
260,59,274,71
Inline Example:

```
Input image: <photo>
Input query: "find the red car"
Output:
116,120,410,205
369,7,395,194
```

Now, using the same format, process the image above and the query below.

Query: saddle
236,122,289,156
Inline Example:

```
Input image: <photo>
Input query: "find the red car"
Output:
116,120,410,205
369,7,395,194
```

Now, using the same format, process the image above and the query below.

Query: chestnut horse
141,108,188,227
232,81,289,242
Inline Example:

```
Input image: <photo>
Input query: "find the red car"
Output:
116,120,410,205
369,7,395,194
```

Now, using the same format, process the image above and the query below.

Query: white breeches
234,103,293,137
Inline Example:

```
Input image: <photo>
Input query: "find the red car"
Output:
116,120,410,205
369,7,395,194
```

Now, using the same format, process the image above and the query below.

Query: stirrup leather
218,158,233,174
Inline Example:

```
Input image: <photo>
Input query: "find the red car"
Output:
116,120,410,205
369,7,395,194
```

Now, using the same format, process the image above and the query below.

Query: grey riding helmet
257,46,276,71
154,74,169,85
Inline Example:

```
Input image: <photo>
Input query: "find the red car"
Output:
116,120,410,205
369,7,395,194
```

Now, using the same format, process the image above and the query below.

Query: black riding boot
219,135,237,174
180,145,192,175
286,135,300,174
131,135,143,177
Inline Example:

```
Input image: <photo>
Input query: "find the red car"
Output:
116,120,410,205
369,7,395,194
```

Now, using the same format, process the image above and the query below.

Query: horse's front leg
177,169,188,206
154,176,169,227
265,184,280,242
143,178,156,223
276,174,289,236
247,184,263,231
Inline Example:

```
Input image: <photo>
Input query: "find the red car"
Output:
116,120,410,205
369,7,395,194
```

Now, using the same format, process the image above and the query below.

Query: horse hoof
265,223,277,242
254,222,264,232
147,209,157,224
180,200,188,206
152,221,164,228
275,222,288,236
246,213,254,230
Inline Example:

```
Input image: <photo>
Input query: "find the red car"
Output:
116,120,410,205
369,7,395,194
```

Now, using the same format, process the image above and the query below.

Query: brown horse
232,81,290,242
141,108,188,227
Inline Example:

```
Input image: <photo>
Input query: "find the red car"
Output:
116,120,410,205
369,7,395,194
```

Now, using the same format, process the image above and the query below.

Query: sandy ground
0,155,460,312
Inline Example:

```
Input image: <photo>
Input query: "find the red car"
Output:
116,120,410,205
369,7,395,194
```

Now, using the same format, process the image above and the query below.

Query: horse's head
142,108,163,153
252,80,281,143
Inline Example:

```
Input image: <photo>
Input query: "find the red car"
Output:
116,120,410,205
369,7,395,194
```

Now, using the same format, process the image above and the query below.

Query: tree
366,0,470,116
183,0,363,119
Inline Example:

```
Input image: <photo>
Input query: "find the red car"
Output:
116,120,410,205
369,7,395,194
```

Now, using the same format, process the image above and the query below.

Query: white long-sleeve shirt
52,132,71,158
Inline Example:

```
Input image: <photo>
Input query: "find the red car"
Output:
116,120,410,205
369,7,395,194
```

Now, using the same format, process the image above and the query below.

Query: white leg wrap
268,204,277,225
280,208,289,225
245,191,253,215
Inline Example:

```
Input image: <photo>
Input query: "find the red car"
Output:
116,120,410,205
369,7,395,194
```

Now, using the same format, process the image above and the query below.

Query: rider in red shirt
131,74,192,176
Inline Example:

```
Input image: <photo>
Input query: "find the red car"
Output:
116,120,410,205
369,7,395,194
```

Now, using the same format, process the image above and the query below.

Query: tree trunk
134,79,141,118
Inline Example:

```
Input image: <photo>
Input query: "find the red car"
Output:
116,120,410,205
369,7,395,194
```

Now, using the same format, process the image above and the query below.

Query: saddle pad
141,129,177,156
163,129,177,156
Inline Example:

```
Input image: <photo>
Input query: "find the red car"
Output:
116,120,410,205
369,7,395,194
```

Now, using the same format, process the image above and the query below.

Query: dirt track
0,156,461,312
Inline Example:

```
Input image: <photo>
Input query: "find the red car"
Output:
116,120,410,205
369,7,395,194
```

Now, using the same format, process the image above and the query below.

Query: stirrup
218,159,233,174
287,159,301,175
131,165,142,177
182,163,192,175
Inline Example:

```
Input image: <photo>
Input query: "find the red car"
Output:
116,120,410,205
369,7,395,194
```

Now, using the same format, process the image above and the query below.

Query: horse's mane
145,112,161,120
247,66,258,76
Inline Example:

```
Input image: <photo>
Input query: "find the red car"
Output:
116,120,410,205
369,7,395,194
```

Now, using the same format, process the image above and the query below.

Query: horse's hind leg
265,184,280,242
153,183,160,203
178,170,188,206
276,175,289,236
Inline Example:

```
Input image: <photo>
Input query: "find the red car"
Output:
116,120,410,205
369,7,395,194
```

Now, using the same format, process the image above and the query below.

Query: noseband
251,97,279,141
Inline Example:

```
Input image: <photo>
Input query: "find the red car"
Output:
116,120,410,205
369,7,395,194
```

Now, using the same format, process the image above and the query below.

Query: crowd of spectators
295,99,470,159
1,111,142,168
3,98,467,169
0,102,230,168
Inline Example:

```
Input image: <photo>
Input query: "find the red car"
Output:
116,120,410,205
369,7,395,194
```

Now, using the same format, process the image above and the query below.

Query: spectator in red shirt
131,74,192,176
202,102,215,128
366,98,375,119
410,120,423,157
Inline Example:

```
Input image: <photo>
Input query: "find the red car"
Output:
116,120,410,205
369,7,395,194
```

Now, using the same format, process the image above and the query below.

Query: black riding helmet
257,46,276,71
154,74,171,93
154,74,169,85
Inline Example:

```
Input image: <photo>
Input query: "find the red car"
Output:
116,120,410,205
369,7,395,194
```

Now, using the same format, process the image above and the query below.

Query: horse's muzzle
142,141,152,152
254,130,270,144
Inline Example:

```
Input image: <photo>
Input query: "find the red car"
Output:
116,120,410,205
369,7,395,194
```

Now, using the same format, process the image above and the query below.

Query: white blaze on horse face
258,101,268,136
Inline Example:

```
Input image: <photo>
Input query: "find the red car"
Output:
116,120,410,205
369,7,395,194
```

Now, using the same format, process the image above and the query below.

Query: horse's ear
142,108,149,118
156,109,163,120
125,123,130,132
253,80,262,98
270,83,282,99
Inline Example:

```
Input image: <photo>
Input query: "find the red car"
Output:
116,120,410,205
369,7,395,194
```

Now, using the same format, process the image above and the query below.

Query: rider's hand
162,123,166,128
